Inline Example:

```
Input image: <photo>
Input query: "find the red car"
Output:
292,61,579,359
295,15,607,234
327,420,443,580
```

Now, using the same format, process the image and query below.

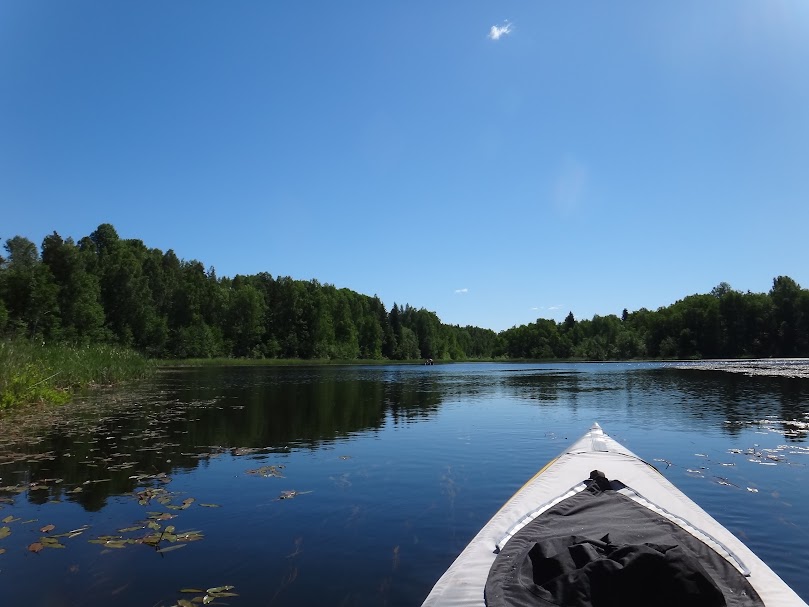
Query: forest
1,224,808,361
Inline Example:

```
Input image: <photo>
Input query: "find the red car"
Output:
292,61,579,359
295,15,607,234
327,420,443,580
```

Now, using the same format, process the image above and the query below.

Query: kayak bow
422,422,807,607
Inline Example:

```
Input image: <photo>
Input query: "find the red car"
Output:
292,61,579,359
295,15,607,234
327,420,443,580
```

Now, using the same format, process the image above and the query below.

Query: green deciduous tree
0,236,60,339
225,281,266,357
41,232,105,343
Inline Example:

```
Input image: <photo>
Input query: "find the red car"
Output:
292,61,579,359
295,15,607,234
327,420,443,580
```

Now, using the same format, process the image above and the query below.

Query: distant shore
3,340,808,410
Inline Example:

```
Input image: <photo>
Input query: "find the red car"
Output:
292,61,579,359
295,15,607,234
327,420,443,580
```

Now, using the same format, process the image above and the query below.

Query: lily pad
89,538,129,549
54,528,89,539
28,542,44,553
175,531,204,542
40,524,56,533
118,525,145,533
0,526,10,539
148,512,176,521
140,533,163,546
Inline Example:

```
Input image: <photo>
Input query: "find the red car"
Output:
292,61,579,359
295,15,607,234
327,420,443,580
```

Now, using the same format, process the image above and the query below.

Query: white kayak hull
422,422,807,607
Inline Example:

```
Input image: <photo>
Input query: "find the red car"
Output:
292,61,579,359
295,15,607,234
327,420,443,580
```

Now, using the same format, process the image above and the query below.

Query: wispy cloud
488,21,513,41
553,157,588,216
454,288,469,294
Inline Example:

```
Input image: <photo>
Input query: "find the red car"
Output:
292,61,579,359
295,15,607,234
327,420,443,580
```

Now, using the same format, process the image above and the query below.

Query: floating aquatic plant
245,464,285,478
171,585,238,607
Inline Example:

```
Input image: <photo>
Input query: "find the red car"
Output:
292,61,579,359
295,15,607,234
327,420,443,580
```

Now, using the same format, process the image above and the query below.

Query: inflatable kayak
422,422,807,607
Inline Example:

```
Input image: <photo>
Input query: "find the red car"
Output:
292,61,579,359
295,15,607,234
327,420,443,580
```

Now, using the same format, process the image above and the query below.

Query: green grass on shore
157,357,437,367
0,340,154,409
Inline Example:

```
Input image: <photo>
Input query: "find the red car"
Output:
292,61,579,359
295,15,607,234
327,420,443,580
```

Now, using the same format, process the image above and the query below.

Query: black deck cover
485,478,765,607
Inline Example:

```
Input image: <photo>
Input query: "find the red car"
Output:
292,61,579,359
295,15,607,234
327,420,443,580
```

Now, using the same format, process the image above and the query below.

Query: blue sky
2,2,808,332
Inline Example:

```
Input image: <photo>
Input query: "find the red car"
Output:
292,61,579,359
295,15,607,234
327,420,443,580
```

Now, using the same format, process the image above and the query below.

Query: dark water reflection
0,362,807,606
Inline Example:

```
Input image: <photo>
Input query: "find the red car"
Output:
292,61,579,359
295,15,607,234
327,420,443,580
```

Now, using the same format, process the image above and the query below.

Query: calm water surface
1,362,808,606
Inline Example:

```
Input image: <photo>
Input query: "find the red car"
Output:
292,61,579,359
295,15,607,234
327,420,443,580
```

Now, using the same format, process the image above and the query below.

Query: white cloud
455,288,469,294
488,21,513,41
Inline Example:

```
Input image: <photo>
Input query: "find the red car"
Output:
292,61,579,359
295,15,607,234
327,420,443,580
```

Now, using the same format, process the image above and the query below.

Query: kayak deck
421,423,807,607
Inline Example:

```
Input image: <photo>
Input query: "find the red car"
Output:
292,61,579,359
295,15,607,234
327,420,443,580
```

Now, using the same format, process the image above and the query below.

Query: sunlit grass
157,357,428,367
0,340,154,409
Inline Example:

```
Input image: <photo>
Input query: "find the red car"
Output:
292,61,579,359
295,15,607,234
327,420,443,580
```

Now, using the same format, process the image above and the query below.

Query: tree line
0,224,497,360
499,279,809,360
1,224,807,360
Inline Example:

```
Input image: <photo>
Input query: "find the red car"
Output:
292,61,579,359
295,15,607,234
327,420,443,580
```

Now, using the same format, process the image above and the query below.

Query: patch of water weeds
0,512,89,553
168,585,238,607
245,464,285,478
671,359,809,379
0,381,310,606
0,384,238,513
88,523,204,552
83,478,208,553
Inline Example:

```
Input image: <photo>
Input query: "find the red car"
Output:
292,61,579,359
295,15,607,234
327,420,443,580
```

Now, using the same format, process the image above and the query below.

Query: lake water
1,362,808,606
